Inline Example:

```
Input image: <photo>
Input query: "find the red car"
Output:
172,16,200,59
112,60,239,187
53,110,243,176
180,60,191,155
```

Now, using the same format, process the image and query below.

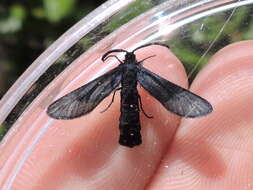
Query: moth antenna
103,55,123,64
132,42,170,53
102,49,128,61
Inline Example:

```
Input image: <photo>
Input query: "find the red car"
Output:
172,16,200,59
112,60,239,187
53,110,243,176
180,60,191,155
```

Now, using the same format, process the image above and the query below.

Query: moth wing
47,67,122,119
137,66,212,118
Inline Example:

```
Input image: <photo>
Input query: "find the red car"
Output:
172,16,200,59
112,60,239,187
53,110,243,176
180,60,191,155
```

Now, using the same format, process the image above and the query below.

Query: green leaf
43,0,76,22
32,8,46,19
0,4,26,33
11,4,26,20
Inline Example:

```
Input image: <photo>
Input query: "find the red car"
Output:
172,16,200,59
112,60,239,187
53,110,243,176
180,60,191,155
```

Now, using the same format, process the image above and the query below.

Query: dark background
0,0,106,99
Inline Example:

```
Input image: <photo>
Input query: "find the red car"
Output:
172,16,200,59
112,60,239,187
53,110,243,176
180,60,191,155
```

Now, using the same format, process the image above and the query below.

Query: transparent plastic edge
0,0,136,123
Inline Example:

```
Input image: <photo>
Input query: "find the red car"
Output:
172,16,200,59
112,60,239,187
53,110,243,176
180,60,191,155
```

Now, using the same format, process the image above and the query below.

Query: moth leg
138,94,153,119
100,87,122,113
138,55,156,66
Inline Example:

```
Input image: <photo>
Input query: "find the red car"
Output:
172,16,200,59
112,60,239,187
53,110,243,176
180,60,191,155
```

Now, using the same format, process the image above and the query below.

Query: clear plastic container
1,0,253,189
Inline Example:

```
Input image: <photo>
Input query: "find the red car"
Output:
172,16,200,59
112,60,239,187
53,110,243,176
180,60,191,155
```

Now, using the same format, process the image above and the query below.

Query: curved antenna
132,42,170,53
102,49,128,61
102,55,123,64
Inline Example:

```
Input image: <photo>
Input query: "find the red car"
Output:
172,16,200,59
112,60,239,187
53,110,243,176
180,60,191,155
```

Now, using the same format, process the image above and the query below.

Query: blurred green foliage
44,0,76,22
0,0,106,99
0,124,7,139
170,6,253,80
104,0,153,31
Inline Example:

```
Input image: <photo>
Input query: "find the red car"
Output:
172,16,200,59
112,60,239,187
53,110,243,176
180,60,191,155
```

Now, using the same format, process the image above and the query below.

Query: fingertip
149,40,253,189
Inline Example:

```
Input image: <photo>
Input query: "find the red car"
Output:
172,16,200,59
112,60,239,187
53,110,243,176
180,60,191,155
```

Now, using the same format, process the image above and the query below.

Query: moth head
124,52,136,63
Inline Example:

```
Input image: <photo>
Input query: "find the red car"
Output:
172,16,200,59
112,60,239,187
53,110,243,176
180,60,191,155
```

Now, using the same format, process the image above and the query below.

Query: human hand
1,41,252,190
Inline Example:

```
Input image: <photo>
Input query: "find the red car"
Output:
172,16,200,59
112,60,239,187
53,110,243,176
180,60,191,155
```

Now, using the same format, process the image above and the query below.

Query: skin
1,40,253,189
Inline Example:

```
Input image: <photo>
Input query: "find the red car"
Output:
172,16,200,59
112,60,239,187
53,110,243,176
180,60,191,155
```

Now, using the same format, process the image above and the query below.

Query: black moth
47,42,213,148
